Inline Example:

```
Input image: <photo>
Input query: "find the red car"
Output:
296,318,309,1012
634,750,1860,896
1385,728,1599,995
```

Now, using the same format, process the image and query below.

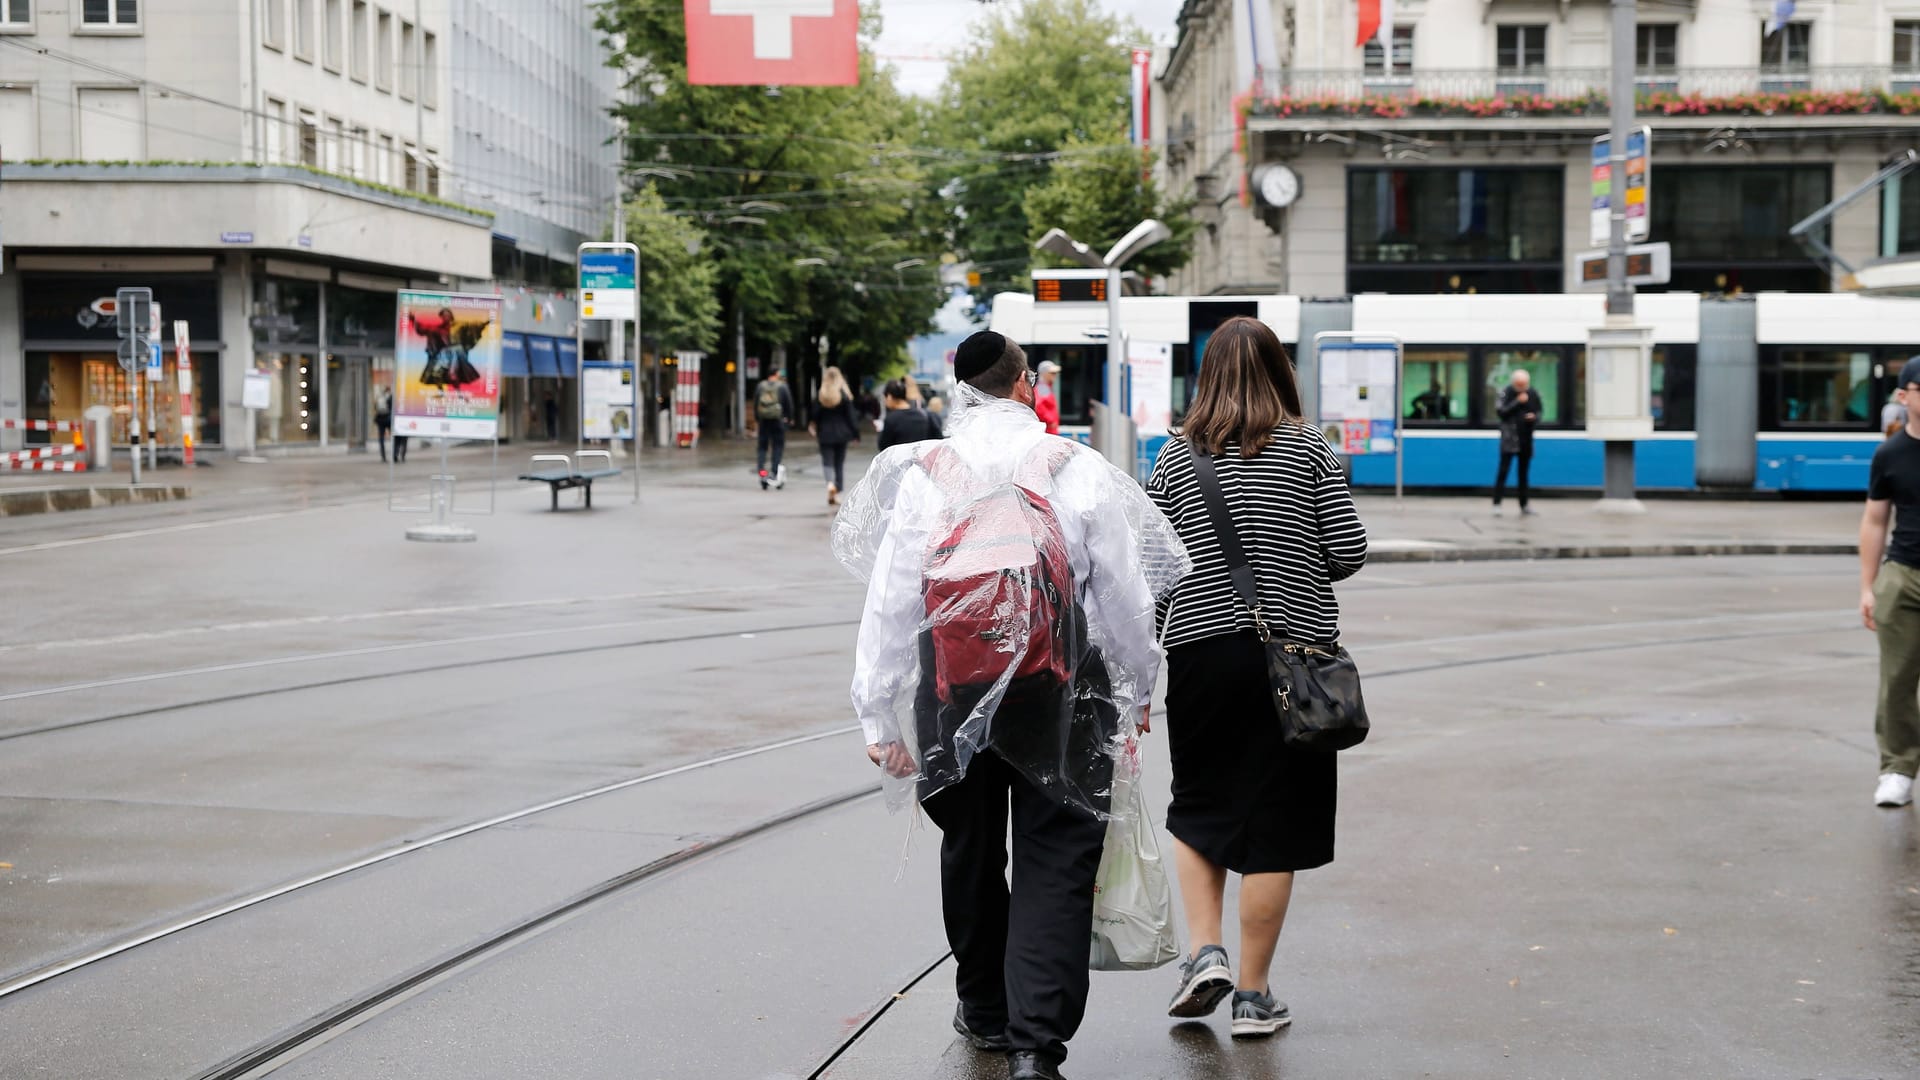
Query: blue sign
577,247,637,320
147,341,164,382
220,231,254,244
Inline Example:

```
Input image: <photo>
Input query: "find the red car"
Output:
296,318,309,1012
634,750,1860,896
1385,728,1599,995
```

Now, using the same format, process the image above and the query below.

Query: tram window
1570,346,1696,429
1402,349,1469,424
1482,348,1562,425
1776,349,1874,427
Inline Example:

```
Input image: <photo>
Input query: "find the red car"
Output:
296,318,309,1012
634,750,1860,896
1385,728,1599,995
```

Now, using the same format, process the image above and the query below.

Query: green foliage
937,0,1149,295
595,1,945,382
619,184,723,354
1021,139,1194,280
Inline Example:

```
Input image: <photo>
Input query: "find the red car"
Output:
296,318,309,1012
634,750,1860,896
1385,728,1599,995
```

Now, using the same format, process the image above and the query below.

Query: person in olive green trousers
1860,356,1920,809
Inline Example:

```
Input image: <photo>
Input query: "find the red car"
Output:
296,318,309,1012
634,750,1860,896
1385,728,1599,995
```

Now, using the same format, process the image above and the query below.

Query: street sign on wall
1591,127,1651,247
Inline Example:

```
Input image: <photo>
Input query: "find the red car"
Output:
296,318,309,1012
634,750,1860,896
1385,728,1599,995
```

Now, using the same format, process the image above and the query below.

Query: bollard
83,406,112,471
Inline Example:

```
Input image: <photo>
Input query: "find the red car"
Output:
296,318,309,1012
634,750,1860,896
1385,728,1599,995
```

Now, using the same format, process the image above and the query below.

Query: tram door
1183,301,1259,416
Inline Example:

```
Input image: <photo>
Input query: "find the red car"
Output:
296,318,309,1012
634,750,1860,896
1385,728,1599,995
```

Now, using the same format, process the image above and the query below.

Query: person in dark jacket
1493,369,1541,516
811,366,862,505
877,378,943,451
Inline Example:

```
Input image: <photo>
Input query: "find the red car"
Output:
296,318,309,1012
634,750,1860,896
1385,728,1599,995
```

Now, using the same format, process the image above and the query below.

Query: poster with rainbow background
392,291,503,439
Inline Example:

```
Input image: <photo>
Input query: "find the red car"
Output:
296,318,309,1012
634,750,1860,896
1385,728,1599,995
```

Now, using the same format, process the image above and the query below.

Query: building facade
0,0,490,456
444,0,623,443
1159,0,1920,298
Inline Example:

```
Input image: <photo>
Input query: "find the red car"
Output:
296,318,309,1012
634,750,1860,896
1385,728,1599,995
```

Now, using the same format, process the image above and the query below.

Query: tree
938,0,1148,295
1021,139,1195,280
618,184,722,355
595,3,945,387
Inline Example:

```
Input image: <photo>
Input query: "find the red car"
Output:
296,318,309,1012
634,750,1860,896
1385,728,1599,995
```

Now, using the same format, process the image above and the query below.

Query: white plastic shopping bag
1089,737,1180,971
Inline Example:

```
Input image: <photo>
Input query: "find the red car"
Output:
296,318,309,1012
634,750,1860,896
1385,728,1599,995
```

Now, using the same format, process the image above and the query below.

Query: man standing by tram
1861,356,1920,808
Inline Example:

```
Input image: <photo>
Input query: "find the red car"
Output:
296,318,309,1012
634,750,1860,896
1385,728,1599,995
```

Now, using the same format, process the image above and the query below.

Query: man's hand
866,741,917,778
1524,413,1537,422
1862,587,1879,632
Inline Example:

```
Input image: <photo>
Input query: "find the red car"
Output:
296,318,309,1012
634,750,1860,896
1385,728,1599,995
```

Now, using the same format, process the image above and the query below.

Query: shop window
1403,349,1470,424
1770,349,1875,428
25,352,221,448
1483,349,1563,426
1889,173,1920,256
1648,165,1829,264
1347,168,1563,267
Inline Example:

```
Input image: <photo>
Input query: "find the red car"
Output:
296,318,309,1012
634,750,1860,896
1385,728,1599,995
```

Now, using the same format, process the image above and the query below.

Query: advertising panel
1316,339,1400,456
392,291,503,439
1127,339,1173,437
582,362,637,440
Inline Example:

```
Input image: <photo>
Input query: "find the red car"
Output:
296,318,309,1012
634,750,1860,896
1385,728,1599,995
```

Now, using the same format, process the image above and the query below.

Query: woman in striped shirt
1146,316,1368,1037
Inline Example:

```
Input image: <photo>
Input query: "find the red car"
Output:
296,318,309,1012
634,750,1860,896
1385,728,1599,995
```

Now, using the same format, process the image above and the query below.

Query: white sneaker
774,465,787,489
1874,773,1914,807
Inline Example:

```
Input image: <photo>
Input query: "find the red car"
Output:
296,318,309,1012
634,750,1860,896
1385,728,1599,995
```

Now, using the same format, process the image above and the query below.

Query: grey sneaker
1230,989,1291,1038
1167,945,1235,1018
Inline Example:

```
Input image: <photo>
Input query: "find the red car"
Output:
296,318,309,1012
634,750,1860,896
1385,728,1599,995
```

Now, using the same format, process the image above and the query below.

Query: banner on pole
1127,339,1173,437
392,291,504,439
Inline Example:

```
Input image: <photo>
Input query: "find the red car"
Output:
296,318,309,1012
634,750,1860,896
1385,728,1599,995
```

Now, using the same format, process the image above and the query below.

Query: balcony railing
1250,65,1920,112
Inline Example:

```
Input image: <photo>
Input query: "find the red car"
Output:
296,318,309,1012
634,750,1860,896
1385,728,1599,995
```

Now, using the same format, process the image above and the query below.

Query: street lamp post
1034,220,1171,476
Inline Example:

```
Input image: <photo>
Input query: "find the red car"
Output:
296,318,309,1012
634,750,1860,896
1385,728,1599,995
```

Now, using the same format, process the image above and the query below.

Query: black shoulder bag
1189,447,1370,752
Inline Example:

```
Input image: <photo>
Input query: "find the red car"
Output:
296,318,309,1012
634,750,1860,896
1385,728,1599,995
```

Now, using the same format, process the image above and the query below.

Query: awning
499,332,529,377
526,335,561,378
556,338,579,379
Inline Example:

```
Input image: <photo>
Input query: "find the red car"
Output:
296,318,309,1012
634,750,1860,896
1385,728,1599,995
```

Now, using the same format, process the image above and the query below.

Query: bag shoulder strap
1189,447,1271,641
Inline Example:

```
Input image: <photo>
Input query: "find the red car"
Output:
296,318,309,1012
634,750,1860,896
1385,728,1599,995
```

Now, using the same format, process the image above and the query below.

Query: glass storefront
251,274,395,449
1649,166,1832,294
1346,167,1564,293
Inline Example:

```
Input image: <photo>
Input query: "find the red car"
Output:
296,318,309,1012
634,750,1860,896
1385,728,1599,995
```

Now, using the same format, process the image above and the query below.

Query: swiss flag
684,0,859,86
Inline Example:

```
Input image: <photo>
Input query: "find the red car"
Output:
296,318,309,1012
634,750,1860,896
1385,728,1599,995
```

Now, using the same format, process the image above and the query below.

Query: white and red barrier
3,459,87,472
3,418,89,472
0,418,86,433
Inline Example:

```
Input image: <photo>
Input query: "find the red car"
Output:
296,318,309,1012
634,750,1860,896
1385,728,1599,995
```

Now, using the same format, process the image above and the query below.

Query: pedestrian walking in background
1145,316,1368,1038
857,386,883,432
374,388,393,463
810,365,862,506
1860,356,1920,808
835,330,1188,1080
1035,360,1062,435
544,392,560,442
877,378,943,451
1493,369,1541,515
754,370,794,490
1884,389,1907,438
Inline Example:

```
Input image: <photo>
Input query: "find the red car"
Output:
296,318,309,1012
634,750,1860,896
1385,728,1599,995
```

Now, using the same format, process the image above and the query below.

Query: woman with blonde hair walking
810,365,862,505
1145,316,1368,1038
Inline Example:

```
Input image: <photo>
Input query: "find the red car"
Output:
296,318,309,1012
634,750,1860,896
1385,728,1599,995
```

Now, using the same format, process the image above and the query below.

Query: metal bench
518,451,621,511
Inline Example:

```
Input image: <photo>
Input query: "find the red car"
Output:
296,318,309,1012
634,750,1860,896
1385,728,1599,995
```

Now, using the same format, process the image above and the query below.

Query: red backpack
921,445,1078,704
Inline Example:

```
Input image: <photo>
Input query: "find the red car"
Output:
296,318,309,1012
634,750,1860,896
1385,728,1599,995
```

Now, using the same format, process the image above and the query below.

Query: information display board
582,361,636,440
578,245,638,321
1315,337,1401,457
1128,339,1173,437
392,290,504,439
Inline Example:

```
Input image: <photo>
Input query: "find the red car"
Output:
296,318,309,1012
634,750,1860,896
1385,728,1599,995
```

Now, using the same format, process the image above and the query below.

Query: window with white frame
402,142,419,190
1896,20,1920,69
264,97,287,163
294,0,314,59
324,116,342,172
1761,22,1811,69
323,0,343,71
81,0,139,27
1496,25,1547,73
298,110,319,167
0,87,38,157
1363,26,1414,78
375,10,393,92
2,0,34,30
262,0,285,49
423,149,439,196
421,31,438,108
348,125,367,177
399,20,416,100
1635,24,1677,72
350,1,370,81
377,133,394,184
77,87,142,160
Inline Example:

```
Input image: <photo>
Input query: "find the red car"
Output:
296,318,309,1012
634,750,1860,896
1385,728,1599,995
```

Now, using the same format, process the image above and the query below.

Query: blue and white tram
989,286,1918,494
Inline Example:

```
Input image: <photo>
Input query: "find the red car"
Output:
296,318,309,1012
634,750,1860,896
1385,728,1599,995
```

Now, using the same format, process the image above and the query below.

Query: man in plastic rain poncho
833,331,1189,1080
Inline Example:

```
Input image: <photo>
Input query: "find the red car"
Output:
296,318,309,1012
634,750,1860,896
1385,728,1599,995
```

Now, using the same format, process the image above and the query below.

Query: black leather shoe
1007,1050,1066,1080
952,1004,1010,1052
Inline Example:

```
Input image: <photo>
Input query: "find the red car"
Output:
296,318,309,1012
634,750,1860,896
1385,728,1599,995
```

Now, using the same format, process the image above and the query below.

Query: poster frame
1312,331,1404,502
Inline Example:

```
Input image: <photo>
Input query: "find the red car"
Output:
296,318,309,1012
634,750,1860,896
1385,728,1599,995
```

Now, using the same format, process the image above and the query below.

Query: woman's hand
1138,704,1152,735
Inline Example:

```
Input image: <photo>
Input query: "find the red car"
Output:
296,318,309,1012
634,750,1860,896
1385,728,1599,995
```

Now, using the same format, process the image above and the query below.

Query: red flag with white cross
683,0,859,86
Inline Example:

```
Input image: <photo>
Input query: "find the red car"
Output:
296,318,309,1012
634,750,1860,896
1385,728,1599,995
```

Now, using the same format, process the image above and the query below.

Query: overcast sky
874,0,1187,98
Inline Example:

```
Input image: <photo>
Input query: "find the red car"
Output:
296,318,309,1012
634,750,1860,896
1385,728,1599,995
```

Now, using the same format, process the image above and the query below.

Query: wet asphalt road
0,448,1913,1078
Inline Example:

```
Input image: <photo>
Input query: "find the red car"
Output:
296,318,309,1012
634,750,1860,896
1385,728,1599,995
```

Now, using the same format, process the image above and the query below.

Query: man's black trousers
920,749,1106,1067
1494,448,1532,507
756,422,785,473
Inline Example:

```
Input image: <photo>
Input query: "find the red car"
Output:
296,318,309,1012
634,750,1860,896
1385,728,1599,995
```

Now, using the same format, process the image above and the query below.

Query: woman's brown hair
1177,316,1304,457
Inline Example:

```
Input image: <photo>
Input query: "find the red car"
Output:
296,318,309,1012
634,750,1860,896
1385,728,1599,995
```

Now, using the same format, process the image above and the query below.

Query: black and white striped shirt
1146,425,1368,649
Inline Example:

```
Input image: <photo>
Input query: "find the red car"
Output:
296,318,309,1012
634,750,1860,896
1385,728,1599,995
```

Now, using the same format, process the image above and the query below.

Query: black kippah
954,330,1008,383
1900,356,1920,390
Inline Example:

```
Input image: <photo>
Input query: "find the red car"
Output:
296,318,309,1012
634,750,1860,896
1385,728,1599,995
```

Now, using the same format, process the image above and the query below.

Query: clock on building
1257,164,1301,209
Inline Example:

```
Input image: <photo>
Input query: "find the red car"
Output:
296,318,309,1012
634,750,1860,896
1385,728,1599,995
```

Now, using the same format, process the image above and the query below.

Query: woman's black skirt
1165,630,1337,874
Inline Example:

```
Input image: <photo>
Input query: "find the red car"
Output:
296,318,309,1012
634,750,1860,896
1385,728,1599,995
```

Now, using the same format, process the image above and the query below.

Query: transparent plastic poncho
833,384,1190,819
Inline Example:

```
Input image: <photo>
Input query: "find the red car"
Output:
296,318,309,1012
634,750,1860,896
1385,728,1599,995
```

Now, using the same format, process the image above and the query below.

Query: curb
0,484,192,518
1370,542,1857,563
